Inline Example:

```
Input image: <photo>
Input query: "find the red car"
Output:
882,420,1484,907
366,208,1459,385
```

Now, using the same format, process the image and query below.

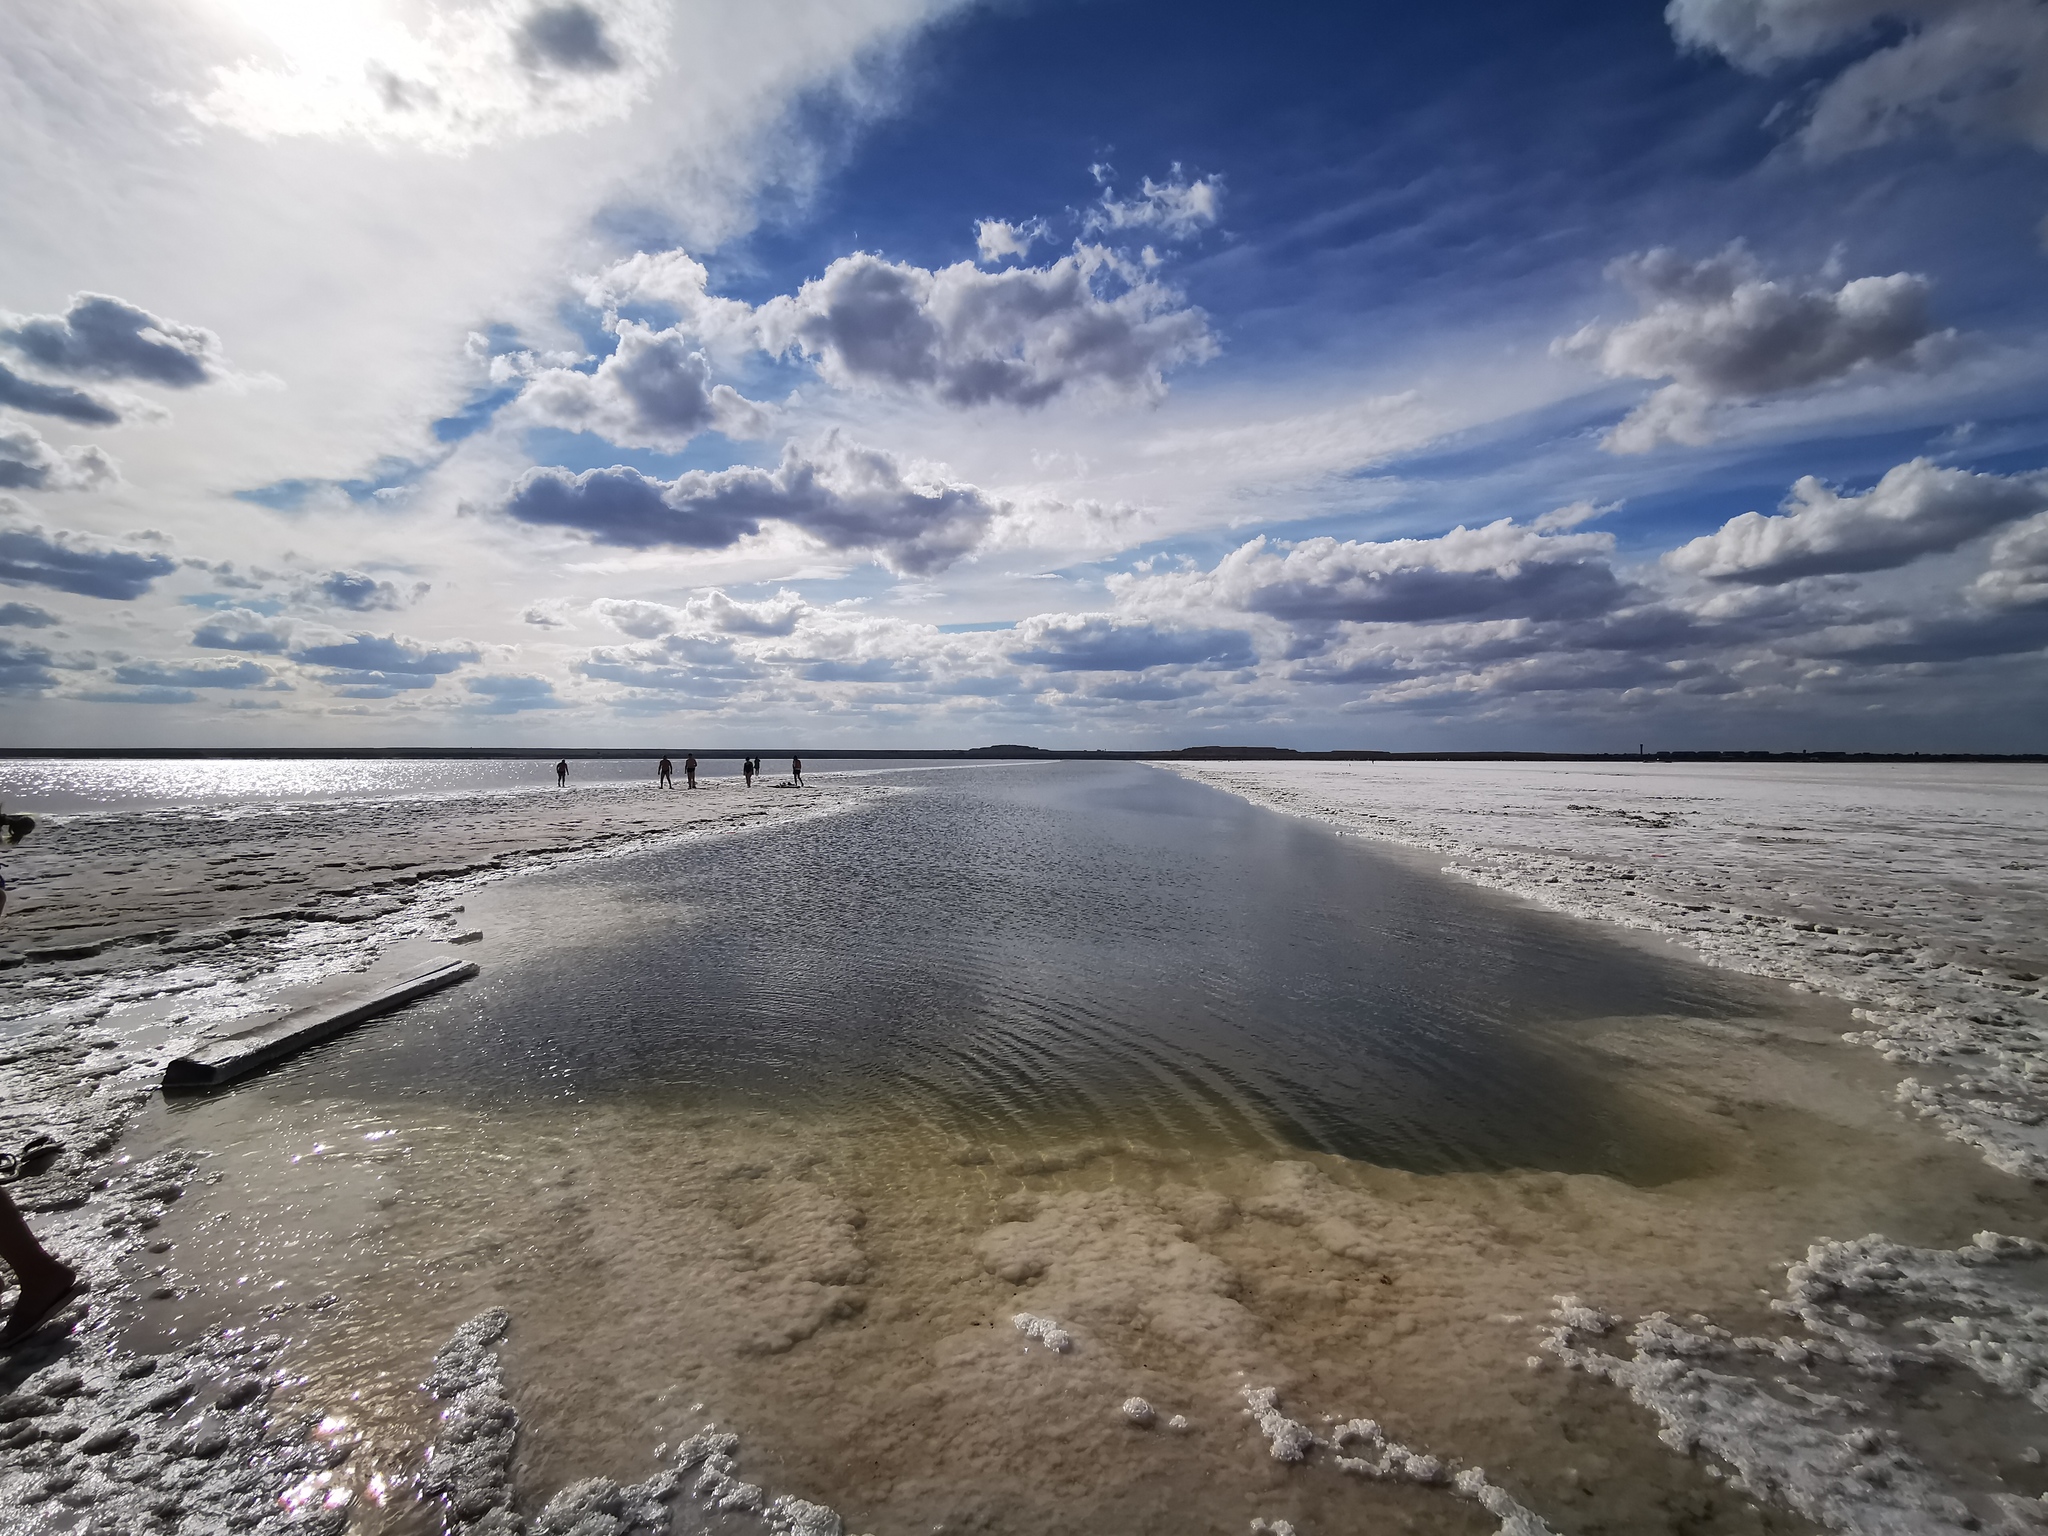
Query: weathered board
162,956,480,1090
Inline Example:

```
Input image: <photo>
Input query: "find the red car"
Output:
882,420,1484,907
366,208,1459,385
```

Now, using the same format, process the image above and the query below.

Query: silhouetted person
658,757,673,789
791,755,803,786
0,1186,75,1348
743,757,755,788
684,754,698,789
555,759,568,787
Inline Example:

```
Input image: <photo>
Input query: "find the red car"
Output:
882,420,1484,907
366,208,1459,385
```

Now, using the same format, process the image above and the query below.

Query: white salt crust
1012,1311,1073,1352
1239,1385,1559,1536
1172,762,2048,1181
429,1308,858,1536
1542,1232,2048,1534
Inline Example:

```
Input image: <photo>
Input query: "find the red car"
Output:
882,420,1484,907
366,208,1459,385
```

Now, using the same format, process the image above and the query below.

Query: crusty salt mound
1543,1231,2048,1534
1011,1311,1073,1352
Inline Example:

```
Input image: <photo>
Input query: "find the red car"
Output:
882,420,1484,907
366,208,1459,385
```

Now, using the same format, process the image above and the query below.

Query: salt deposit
1121,1395,1155,1425
1240,1385,1561,1536
1542,1231,2048,1532
1171,761,2048,1180
1012,1311,1074,1352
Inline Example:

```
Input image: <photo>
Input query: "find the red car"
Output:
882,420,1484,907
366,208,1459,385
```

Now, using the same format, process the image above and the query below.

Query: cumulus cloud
502,436,1007,573
592,588,807,639
1668,0,2048,157
0,637,56,693
1665,457,2048,582
754,248,1215,407
1007,614,1255,671
0,361,121,426
192,608,292,653
110,658,273,689
0,418,117,491
580,631,762,694
0,499,177,600
1086,167,1224,240
0,602,57,628
465,673,565,712
512,322,772,448
289,631,480,675
1558,246,1950,451
313,570,426,612
0,293,226,387
1973,511,2048,608
1156,522,1624,626
976,218,1046,264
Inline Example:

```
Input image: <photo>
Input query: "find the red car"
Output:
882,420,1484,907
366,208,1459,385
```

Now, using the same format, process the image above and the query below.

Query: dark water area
292,761,1758,1181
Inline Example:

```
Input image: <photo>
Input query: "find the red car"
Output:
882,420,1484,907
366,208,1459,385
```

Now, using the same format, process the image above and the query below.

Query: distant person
684,754,698,789
0,1185,75,1348
743,757,755,788
791,755,803,786
555,759,568,788
1,802,31,923
657,757,673,789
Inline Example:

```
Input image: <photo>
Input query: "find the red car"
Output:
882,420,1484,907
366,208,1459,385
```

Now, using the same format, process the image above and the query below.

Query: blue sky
3,0,2046,748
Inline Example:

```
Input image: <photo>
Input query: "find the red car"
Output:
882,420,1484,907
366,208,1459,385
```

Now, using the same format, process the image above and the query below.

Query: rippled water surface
115,762,2028,1535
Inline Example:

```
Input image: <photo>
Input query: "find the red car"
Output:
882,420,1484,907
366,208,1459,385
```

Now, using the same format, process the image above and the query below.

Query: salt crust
1172,762,2048,1181
1011,1312,1073,1352
1542,1232,2048,1534
0,1148,359,1535
1239,1385,1558,1536
0,781,877,1531
427,1306,857,1536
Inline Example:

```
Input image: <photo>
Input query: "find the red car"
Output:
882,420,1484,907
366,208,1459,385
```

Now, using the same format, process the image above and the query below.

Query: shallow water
112,763,2048,1535
0,754,970,814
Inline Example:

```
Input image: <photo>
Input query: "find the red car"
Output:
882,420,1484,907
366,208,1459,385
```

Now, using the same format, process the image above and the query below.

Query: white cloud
754,247,1215,407
975,218,1045,264
1973,511,2048,609
501,433,1007,572
511,321,773,448
1124,522,1624,627
1668,0,2048,157
1559,246,1952,451
1086,167,1223,241
0,417,117,491
1665,457,2048,583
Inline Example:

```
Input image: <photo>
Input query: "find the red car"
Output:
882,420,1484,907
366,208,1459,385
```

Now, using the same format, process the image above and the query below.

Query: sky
3,0,2047,751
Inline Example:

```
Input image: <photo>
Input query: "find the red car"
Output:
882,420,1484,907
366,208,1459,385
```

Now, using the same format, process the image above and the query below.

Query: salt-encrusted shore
1170,761,2048,1181
1176,760,2048,1534
0,776,882,1532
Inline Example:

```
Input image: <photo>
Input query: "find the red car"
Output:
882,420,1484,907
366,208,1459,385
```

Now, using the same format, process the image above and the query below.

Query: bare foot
0,1260,78,1348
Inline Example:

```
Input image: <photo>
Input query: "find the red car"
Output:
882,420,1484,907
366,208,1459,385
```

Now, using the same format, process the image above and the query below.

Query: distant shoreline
2,746,2044,764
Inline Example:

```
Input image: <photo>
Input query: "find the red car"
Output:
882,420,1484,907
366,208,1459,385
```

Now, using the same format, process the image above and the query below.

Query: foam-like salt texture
1543,1231,2048,1533
1172,761,2048,1181
1240,1384,1560,1536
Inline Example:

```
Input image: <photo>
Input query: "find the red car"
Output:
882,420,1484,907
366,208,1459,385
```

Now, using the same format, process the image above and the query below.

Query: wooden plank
162,957,480,1090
